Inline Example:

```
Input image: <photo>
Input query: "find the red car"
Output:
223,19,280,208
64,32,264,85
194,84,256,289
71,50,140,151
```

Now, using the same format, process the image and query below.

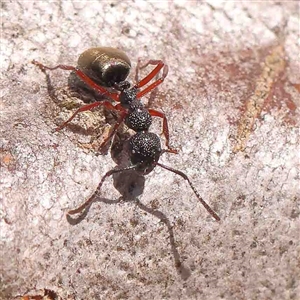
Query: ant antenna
68,162,220,221
67,165,137,215
156,162,220,221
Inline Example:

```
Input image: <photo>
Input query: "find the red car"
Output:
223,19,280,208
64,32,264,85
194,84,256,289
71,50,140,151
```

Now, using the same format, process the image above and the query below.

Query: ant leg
32,60,119,101
55,101,124,132
67,165,137,215
97,108,127,149
136,60,169,99
134,58,142,84
148,109,178,154
135,58,158,108
136,60,167,87
156,162,221,221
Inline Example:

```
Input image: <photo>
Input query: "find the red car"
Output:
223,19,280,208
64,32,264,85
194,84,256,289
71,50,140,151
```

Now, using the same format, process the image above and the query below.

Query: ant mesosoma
32,47,220,221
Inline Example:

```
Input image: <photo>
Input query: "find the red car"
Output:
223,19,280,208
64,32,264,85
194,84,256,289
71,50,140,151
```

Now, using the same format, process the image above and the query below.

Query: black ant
32,47,220,221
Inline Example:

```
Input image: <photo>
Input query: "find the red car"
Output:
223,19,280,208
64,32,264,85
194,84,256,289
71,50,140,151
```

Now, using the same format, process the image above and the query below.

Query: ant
32,47,220,221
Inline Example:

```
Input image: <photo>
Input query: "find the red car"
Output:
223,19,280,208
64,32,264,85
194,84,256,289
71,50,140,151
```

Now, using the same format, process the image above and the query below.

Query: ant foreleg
136,60,168,98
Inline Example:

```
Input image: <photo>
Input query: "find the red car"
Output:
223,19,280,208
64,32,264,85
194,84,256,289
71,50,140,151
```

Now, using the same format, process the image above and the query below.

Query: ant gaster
32,47,220,221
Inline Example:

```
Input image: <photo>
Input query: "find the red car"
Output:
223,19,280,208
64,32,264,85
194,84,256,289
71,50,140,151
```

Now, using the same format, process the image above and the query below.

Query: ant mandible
32,47,220,221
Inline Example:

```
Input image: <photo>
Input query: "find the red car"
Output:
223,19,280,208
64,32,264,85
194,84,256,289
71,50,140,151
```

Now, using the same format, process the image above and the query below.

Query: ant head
128,132,161,175
119,86,138,108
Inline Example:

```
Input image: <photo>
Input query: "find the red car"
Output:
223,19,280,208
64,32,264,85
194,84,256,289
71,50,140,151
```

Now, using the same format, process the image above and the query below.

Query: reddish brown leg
135,60,169,99
148,108,178,154
134,58,143,84
97,108,127,149
32,60,120,101
55,101,124,132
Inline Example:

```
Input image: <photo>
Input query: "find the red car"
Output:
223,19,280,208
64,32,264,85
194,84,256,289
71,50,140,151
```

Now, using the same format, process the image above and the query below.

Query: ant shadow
66,168,191,281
